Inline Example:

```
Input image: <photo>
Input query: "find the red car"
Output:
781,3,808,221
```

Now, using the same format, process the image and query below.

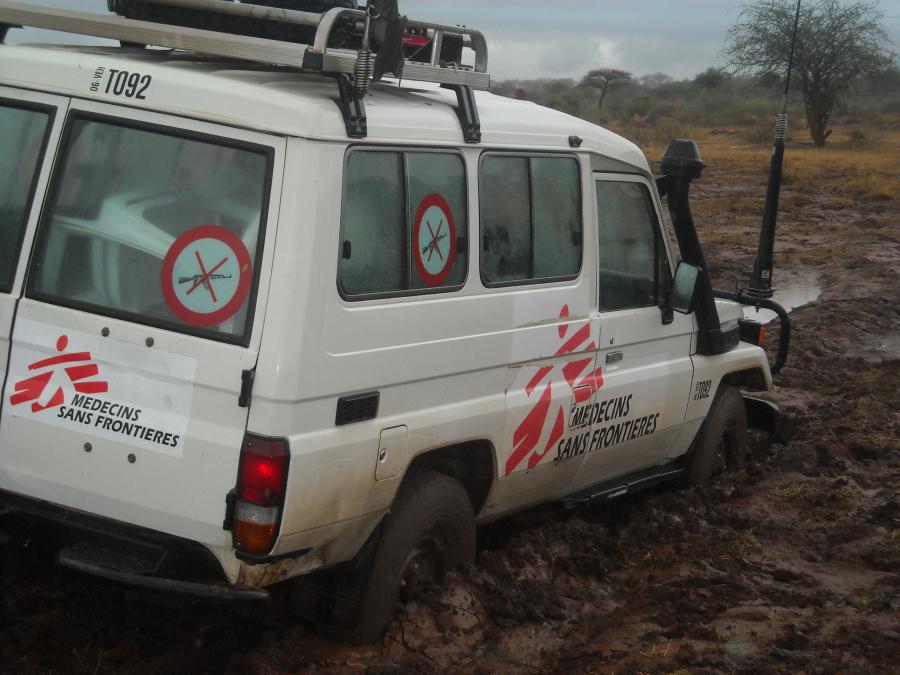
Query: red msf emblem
504,305,604,476
9,335,109,413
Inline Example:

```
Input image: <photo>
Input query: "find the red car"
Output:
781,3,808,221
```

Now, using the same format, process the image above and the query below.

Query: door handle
606,351,624,365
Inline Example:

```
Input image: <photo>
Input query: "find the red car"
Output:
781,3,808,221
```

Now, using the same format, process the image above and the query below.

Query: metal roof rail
0,0,488,140
0,1,489,87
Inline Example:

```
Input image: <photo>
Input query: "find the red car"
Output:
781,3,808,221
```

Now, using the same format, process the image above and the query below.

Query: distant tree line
491,66,900,146
493,1,898,148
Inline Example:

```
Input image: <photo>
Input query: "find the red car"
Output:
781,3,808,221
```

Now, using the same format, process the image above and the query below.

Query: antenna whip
747,0,802,299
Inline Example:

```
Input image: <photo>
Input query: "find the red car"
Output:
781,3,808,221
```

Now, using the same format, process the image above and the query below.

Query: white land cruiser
0,0,785,643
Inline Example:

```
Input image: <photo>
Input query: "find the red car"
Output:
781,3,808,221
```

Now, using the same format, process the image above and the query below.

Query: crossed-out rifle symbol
178,251,232,304
421,219,447,263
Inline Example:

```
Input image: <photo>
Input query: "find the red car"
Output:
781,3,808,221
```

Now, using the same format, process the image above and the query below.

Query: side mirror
669,262,701,315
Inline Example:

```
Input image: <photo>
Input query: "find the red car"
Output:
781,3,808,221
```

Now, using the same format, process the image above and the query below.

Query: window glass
596,181,660,311
533,157,582,278
0,104,51,292
30,117,270,342
407,153,467,290
481,155,582,285
340,152,405,295
340,149,467,297
481,156,531,282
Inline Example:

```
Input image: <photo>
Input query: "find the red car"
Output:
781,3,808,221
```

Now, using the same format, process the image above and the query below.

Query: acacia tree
725,0,895,146
581,69,633,109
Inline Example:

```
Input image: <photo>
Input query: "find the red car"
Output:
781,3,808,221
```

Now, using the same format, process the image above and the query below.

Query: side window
595,180,665,312
339,149,467,298
481,154,582,285
0,102,52,293
28,115,272,344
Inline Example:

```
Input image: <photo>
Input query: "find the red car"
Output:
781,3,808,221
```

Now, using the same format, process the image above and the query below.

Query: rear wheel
687,384,747,485
347,469,475,644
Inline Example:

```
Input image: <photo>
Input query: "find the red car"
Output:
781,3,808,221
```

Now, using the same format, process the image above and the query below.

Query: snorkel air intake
656,141,738,356
655,3,801,369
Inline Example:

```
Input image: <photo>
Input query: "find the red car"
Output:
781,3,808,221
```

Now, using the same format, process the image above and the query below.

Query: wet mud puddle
743,270,822,324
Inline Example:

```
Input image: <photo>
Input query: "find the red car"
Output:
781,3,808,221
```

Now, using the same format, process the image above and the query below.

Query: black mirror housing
670,262,701,314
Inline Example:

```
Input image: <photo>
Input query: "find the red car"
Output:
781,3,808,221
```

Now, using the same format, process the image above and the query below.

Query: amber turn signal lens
739,319,766,347
234,518,277,556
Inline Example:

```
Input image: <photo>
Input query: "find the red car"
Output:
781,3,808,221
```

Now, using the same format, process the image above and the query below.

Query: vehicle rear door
569,173,694,492
0,100,284,549
0,88,68,404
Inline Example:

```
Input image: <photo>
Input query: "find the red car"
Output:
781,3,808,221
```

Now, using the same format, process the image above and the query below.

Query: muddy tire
687,384,747,485
346,469,475,644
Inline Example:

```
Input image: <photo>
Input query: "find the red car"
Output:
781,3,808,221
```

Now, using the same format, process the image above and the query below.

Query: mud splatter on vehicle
2,125,897,674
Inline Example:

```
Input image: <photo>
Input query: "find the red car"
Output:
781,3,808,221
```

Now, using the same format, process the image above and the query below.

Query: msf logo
504,305,604,476
9,335,109,413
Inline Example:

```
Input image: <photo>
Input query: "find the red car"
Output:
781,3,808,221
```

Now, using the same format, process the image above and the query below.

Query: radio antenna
747,0,802,299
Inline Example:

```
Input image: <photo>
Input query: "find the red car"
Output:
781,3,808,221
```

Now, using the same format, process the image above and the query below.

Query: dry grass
639,125,900,205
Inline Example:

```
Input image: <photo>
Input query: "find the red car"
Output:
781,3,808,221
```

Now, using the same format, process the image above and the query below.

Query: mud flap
290,515,387,627
743,395,779,436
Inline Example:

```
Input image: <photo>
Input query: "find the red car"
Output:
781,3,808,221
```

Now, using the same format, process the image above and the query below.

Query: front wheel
348,469,476,644
687,384,748,485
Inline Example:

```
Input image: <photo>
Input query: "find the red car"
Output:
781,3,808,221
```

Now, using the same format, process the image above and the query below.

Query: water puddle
743,271,822,324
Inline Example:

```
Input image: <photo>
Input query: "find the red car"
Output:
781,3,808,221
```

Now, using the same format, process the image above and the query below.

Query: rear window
28,115,271,344
0,101,52,293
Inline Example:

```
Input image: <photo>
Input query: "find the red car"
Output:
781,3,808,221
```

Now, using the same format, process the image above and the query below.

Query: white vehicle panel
0,99,286,547
0,41,778,595
0,86,68,403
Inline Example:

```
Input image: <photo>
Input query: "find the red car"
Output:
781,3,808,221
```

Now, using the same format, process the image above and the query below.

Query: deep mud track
2,138,898,674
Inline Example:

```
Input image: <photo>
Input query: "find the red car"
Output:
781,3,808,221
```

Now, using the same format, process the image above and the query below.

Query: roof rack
0,0,488,142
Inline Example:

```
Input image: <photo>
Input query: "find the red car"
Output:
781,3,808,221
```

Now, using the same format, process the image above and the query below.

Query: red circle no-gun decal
161,225,252,328
412,194,456,288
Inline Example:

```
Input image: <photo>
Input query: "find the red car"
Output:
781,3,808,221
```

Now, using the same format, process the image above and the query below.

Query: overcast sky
7,0,900,81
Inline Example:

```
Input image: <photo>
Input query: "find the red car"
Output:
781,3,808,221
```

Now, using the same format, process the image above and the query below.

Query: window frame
478,151,584,289
24,110,275,347
593,173,674,314
0,97,56,295
337,145,470,302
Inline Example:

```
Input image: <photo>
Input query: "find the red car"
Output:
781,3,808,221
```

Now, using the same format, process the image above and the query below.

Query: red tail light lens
239,436,287,506
233,435,289,556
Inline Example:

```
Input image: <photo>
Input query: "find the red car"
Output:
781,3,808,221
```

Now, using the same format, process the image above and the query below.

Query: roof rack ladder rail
405,19,489,74
0,1,312,67
123,0,326,29
312,7,489,74
333,73,367,139
429,29,444,68
0,1,490,89
442,84,481,144
313,6,366,54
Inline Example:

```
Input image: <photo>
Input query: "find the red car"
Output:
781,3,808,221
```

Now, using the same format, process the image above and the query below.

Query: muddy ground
2,132,898,674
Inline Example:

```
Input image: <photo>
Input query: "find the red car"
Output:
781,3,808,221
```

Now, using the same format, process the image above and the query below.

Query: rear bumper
57,545,269,601
0,489,269,603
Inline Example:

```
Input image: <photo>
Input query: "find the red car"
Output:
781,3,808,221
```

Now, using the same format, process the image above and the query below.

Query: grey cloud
8,0,900,80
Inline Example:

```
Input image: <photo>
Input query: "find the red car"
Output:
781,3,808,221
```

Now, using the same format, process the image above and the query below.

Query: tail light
233,434,289,557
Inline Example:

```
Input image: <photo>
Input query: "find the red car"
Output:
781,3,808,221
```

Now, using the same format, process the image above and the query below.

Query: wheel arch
723,366,769,392
403,440,496,516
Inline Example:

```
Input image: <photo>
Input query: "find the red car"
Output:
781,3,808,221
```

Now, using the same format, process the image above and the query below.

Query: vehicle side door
569,173,694,491
0,88,69,409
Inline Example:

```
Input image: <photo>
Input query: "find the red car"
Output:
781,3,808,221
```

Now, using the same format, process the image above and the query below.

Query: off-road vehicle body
0,0,782,641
